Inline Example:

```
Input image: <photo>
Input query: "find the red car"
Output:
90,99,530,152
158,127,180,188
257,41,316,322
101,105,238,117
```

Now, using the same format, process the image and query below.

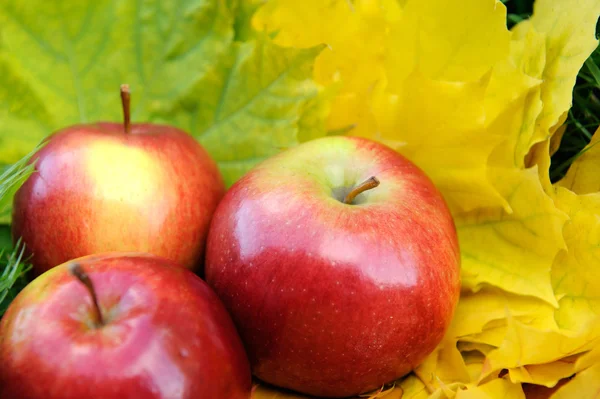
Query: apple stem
120,84,131,134
343,176,380,204
69,263,105,328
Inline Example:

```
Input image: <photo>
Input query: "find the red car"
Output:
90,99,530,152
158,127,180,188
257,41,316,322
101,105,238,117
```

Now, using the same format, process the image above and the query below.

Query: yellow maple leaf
523,0,600,147
455,0,600,390
454,0,600,307
448,287,556,342
484,28,545,170
455,166,566,304
459,342,496,357
395,375,431,399
252,0,600,397
526,138,555,194
254,0,511,212
464,324,508,348
507,355,579,388
455,378,525,399
253,0,398,137
508,120,600,397
491,132,600,390
557,127,600,194
463,351,488,383
413,339,471,392
550,188,600,331
371,72,506,213
367,288,561,397
386,0,510,83
482,316,600,379
576,343,600,372
549,363,600,399
488,0,599,171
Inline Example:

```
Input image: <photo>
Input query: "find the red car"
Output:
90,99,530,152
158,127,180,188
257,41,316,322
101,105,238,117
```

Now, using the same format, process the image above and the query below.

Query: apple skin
0,253,251,399
205,136,461,397
12,122,224,275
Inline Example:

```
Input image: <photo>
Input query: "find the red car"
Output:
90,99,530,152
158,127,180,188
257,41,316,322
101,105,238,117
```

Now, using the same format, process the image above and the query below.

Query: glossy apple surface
0,253,251,399
12,122,224,275
205,136,461,397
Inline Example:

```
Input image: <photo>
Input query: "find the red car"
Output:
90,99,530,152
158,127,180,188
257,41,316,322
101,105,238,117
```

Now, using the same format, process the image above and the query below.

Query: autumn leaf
576,341,600,372
507,355,579,388
549,363,600,399
254,0,512,213
455,167,566,304
252,0,600,397
455,378,525,399
372,73,508,214
489,137,600,389
485,127,600,391
557,126,600,194
448,288,556,340
0,0,326,189
453,0,600,306
482,316,600,378
458,0,600,387
503,137,600,389
550,188,600,331
520,0,600,149
414,339,471,391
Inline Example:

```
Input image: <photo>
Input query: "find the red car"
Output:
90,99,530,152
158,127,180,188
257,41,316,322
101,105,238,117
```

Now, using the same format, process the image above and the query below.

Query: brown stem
120,84,131,134
69,263,105,328
344,176,380,204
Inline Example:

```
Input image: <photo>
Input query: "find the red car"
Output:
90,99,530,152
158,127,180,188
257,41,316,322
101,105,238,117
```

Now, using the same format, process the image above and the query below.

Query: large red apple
12,85,224,276
0,253,251,399
205,136,461,397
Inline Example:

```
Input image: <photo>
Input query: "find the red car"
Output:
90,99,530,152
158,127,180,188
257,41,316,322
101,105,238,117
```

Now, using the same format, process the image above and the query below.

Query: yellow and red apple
11,86,224,275
205,136,461,397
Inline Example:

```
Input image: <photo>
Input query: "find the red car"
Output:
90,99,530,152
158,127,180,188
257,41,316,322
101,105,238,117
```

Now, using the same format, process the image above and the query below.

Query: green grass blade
0,239,31,316
585,57,600,86
0,143,42,223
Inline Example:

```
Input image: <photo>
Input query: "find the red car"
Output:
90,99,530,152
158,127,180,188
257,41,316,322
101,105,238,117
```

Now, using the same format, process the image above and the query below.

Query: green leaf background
0,0,327,315
0,0,326,187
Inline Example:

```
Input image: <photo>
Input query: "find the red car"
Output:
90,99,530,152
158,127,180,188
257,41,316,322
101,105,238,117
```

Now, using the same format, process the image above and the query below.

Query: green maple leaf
0,0,325,191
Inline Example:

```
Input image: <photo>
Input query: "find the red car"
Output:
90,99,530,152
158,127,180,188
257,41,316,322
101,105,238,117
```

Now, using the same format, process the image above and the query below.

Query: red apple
205,136,461,397
0,253,252,399
12,85,224,276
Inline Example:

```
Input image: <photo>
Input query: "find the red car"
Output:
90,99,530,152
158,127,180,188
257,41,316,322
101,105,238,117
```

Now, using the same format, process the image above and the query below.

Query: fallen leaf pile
0,0,599,397
251,0,600,397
